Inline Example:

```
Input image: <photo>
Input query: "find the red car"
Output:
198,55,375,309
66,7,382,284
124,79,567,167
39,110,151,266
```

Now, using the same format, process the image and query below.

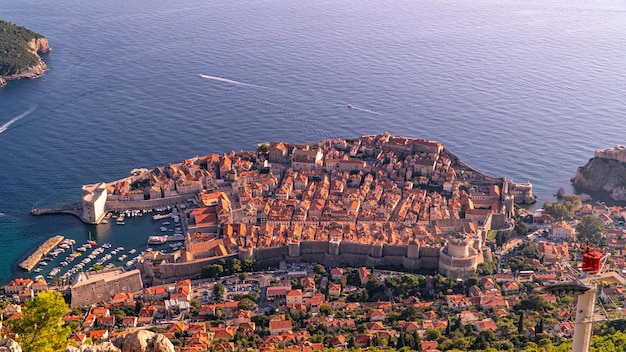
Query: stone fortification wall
105,195,189,211
300,240,328,254
255,246,289,268
382,244,408,257
340,241,372,256
595,146,626,163
262,241,439,271
419,246,440,269
71,270,143,307
144,239,449,283
438,247,479,279
144,254,237,285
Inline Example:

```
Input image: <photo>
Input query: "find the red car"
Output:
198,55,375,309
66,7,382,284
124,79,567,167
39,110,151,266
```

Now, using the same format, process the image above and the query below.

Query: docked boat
152,213,171,220
160,227,168,232
148,235,167,245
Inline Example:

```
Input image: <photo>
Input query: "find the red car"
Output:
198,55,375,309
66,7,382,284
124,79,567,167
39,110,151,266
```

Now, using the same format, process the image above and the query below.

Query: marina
18,206,189,282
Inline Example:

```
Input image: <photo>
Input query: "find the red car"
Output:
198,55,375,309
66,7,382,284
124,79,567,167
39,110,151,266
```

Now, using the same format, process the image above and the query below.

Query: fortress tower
438,233,480,279
81,182,107,224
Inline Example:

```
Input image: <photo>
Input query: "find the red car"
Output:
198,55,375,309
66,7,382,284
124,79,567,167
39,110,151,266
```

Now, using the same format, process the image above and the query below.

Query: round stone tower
438,233,479,279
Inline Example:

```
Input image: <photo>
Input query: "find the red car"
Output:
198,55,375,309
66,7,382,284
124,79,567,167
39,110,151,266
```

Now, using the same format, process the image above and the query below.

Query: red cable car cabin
581,247,603,275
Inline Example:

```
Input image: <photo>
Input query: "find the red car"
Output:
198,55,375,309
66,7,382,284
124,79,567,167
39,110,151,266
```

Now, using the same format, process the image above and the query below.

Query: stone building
81,182,107,224
70,269,142,307
438,234,482,280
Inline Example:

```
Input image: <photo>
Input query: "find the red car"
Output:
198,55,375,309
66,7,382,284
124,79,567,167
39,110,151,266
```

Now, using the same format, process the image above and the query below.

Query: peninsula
0,20,50,87
68,133,535,284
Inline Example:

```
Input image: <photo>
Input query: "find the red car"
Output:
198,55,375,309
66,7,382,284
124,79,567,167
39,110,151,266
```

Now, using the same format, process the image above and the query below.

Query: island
572,146,626,201
0,20,50,87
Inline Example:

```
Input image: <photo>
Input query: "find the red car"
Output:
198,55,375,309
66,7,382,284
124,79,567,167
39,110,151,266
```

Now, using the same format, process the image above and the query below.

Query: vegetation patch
0,20,43,75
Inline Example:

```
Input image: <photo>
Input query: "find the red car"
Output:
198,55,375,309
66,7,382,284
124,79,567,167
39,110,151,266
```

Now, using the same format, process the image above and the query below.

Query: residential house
89,329,109,341
269,320,293,336
328,283,341,297
550,221,575,241
286,289,303,305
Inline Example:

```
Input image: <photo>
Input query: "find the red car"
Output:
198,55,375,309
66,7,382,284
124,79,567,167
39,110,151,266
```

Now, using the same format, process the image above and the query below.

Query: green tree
230,258,242,273
515,222,529,236
313,264,326,275
213,282,225,302
237,298,256,310
319,305,334,316
202,264,224,278
257,143,269,155
242,259,257,272
536,318,544,334
576,215,606,245
6,291,70,352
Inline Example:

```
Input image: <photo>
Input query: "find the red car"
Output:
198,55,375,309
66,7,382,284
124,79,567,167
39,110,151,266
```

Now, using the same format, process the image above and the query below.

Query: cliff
0,20,50,86
572,155,626,201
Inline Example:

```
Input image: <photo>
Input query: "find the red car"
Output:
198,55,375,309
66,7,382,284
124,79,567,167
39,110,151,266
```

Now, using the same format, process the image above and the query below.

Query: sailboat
88,231,97,246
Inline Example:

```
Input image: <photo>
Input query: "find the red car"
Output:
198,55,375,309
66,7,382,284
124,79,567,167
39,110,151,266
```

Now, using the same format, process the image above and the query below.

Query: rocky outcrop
65,343,120,352
115,330,175,352
64,330,175,352
1,37,50,82
572,156,626,201
0,338,22,352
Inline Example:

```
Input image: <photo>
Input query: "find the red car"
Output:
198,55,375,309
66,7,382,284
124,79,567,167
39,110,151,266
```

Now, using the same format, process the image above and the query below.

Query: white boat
100,219,108,224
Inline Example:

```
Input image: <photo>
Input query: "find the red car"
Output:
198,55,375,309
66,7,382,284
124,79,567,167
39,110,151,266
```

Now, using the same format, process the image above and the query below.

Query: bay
1,0,625,284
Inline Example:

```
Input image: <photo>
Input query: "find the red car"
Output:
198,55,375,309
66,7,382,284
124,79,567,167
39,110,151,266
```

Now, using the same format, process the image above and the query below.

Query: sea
1,0,626,285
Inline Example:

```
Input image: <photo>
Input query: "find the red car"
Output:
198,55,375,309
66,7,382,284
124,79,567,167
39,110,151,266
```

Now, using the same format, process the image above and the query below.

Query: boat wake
347,104,381,115
0,106,38,134
198,74,265,88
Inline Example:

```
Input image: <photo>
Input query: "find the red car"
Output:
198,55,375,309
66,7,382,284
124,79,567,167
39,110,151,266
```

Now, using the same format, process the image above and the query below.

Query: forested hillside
0,20,45,75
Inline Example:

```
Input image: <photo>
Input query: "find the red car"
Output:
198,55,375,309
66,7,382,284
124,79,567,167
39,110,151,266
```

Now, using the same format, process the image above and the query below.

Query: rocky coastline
572,146,626,201
0,36,50,87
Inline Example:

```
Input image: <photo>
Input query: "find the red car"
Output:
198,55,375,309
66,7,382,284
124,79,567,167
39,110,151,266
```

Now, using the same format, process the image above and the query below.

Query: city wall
105,195,190,212
141,253,238,285
595,146,626,164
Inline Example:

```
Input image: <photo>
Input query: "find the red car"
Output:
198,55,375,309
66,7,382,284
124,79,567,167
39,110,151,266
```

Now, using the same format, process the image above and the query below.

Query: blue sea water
1,0,626,284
